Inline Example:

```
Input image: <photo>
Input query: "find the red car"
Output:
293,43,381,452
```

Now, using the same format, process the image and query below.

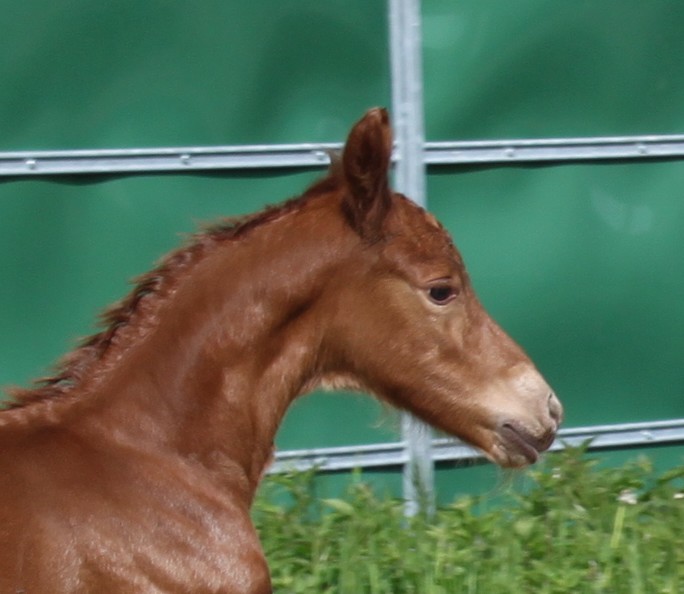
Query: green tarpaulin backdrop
1,1,683,497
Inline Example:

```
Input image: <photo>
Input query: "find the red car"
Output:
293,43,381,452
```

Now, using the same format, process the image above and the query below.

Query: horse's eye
428,285,456,305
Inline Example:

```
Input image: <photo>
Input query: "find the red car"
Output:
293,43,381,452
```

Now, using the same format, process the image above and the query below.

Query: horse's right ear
341,108,393,242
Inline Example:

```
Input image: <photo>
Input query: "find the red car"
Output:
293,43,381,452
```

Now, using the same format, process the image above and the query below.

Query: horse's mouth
497,422,555,467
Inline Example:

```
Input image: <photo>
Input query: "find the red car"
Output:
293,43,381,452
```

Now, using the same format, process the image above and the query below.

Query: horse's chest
75,510,266,593
3,456,270,594
75,482,268,593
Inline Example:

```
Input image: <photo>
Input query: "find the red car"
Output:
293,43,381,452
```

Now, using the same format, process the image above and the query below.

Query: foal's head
321,108,562,467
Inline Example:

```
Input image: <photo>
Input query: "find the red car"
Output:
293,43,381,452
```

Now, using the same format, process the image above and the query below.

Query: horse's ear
341,108,393,241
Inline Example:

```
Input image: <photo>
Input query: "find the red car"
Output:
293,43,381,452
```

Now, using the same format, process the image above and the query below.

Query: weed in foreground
253,445,684,593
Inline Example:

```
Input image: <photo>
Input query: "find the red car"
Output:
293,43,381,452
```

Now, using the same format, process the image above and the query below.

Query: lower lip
500,425,540,464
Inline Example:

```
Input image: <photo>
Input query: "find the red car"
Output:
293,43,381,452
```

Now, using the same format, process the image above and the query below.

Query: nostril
547,392,563,426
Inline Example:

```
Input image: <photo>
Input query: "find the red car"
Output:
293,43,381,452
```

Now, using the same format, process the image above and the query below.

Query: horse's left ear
341,108,393,241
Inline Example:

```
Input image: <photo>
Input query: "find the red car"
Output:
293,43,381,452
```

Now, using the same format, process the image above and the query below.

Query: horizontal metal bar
3,134,684,176
425,135,684,165
269,418,684,474
0,143,341,176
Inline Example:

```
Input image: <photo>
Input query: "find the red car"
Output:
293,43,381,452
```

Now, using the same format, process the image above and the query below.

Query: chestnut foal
0,109,561,593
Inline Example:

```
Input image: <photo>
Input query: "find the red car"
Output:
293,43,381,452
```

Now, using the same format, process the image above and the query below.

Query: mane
4,167,345,410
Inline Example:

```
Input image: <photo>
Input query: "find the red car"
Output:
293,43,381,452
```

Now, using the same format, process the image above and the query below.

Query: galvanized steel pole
388,0,434,517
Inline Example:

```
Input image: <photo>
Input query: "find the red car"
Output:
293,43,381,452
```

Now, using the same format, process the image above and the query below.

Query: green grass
253,444,684,593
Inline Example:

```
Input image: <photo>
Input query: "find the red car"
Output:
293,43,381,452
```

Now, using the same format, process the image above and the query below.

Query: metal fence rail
3,135,684,176
270,418,684,474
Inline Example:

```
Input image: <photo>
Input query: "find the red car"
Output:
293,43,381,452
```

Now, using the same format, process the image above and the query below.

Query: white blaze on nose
498,365,556,423
479,364,560,467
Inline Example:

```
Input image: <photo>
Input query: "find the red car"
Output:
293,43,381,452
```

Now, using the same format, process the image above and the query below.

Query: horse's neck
74,197,347,493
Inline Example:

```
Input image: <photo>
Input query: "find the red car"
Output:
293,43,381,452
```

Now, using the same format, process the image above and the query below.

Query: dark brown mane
4,168,345,410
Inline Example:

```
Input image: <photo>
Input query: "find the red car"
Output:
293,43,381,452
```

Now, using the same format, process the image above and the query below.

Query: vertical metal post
388,0,434,516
